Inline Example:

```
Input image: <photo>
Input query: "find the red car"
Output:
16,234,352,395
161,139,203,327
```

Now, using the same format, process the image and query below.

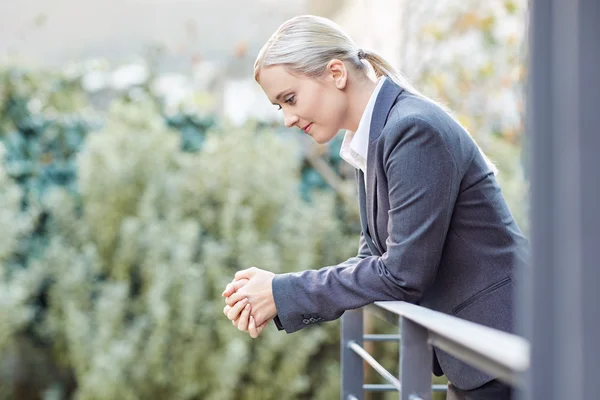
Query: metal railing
341,301,530,400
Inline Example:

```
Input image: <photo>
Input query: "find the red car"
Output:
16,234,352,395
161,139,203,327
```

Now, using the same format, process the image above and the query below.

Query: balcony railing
340,301,530,400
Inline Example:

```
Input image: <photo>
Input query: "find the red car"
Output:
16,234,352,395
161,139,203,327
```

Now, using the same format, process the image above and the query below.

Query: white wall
332,0,405,72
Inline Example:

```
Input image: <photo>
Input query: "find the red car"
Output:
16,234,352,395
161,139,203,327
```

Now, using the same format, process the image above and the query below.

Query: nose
283,111,299,128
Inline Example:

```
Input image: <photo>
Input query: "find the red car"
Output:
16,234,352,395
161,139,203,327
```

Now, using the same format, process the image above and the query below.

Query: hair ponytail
359,49,425,99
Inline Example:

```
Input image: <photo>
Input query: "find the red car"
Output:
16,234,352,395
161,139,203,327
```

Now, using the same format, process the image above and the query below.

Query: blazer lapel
366,160,379,253
365,79,404,253
357,169,380,256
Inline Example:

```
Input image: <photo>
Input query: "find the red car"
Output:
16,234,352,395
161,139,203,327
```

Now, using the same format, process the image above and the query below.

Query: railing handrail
341,301,531,400
373,301,530,374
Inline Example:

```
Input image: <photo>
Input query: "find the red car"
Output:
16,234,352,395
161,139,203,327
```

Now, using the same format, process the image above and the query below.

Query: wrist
268,274,277,318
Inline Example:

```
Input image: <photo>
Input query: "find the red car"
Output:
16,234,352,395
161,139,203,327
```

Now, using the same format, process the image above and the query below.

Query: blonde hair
254,15,424,96
254,15,497,174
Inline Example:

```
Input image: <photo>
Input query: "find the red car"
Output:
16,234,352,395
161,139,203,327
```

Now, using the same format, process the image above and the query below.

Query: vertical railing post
341,308,364,400
527,0,600,399
400,317,432,400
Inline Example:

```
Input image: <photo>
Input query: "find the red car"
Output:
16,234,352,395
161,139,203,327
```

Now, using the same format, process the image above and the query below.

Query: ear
326,59,348,90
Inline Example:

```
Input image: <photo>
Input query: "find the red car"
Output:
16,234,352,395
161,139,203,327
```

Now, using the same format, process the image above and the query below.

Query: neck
345,77,379,132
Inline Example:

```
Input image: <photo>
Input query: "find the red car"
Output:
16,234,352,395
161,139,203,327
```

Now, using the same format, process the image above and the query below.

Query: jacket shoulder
379,94,480,173
383,94,458,140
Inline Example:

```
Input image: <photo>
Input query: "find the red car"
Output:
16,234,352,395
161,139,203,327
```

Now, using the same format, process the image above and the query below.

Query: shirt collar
349,77,386,159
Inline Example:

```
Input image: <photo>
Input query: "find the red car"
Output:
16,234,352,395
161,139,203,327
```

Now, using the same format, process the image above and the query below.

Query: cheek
313,92,346,127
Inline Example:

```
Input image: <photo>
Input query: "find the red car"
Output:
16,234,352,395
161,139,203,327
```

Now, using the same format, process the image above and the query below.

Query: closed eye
274,95,296,110
284,95,295,105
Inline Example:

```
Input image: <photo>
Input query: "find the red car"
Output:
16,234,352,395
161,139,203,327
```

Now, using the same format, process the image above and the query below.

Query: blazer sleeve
272,118,460,333
272,231,372,330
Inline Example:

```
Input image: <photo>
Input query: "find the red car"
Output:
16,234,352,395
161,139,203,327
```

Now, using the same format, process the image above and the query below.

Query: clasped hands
221,267,277,338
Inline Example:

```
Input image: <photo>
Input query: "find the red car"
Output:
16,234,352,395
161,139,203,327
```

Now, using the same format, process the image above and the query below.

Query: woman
222,15,528,399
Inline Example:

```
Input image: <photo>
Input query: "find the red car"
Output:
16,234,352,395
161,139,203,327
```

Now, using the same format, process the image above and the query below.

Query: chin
312,131,336,145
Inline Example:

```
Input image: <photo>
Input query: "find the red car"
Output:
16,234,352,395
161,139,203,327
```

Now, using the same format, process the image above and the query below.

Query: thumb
234,267,257,281
222,278,248,297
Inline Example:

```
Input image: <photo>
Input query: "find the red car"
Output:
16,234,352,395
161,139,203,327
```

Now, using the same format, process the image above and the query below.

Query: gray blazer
271,78,529,390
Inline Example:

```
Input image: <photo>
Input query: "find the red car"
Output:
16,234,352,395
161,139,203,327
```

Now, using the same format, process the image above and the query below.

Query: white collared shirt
339,77,386,188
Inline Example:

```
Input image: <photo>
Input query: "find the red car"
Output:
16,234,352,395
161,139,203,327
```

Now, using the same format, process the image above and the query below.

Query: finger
226,298,248,320
223,304,231,316
230,279,249,295
226,307,241,329
254,314,269,328
249,316,259,339
233,278,249,290
226,291,248,307
222,283,232,297
222,279,248,297
237,304,251,332
234,267,256,281
249,316,269,338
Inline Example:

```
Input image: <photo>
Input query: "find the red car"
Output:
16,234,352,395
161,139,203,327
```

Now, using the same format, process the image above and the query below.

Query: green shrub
0,88,356,398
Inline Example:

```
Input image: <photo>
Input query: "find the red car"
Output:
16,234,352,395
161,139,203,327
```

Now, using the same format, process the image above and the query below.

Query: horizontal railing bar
347,341,402,392
363,334,401,341
364,384,396,392
368,302,530,388
366,303,402,326
432,384,449,392
364,384,448,392
428,331,524,388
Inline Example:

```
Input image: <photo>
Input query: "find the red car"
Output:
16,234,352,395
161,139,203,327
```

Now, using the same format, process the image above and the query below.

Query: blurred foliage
401,0,529,234
0,66,356,399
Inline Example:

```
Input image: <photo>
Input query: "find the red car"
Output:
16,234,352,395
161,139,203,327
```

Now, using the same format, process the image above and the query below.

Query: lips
303,123,313,134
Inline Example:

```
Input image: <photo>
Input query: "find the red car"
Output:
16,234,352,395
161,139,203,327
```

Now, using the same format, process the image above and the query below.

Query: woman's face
257,64,348,144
